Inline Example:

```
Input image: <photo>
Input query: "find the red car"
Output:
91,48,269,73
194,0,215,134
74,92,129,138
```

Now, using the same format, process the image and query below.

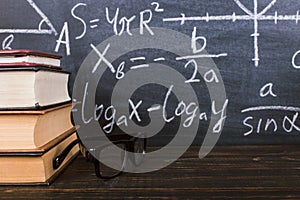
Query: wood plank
0,145,300,199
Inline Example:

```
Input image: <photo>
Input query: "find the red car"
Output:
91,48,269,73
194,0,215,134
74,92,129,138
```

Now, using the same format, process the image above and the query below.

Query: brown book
0,67,71,109
0,103,74,149
0,127,79,185
0,50,61,68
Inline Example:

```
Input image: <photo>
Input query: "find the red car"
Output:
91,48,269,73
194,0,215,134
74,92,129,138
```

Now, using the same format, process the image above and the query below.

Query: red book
0,50,62,69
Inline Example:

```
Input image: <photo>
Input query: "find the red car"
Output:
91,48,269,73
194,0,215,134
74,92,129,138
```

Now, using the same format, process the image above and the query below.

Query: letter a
55,22,71,56
260,83,277,98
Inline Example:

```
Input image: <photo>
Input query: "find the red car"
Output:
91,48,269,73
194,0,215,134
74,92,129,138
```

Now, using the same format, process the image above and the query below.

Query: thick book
0,103,74,149
0,67,71,109
0,128,79,185
0,50,61,68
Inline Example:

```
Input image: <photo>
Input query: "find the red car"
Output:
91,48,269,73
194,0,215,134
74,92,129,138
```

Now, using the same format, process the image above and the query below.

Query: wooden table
1,145,300,199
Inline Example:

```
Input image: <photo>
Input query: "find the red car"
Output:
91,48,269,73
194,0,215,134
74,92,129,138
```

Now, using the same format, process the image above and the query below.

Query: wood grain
1,145,300,199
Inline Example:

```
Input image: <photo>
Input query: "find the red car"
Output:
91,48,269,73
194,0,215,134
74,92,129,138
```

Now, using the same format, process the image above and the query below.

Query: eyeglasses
53,134,146,179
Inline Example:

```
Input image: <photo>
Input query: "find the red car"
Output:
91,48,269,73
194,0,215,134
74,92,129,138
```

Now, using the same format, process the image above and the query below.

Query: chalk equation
72,26,228,164
80,82,227,134
1,0,300,142
2,0,300,66
164,0,300,67
77,30,227,134
242,106,300,136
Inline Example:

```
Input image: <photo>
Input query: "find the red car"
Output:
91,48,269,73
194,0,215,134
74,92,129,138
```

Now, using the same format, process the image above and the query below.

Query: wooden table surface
1,145,300,199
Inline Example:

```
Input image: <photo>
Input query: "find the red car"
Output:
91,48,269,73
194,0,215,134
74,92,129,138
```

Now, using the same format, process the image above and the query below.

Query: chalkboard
2,0,300,146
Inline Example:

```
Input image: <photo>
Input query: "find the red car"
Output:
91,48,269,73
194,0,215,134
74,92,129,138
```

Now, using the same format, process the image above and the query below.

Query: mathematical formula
1,0,300,139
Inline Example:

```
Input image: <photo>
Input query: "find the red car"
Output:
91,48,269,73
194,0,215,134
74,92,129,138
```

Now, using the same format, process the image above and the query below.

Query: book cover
0,49,62,59
0,128,79,185
0,50,62,67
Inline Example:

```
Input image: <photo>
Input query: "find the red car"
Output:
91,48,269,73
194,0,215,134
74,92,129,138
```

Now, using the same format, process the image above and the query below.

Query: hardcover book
0,103,74,149
0,67,71,109
0,128,79,185
0,50,62,68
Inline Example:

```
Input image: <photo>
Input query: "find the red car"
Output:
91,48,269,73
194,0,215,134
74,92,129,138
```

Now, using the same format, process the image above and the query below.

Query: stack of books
0,50,79,185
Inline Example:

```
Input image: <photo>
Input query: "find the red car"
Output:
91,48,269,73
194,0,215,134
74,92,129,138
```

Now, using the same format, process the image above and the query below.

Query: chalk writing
116,61,125,80
243,113,300,136
153,57,165,62
2,34,14,50
130,57,146,62
241,106,300,113
1,0,300,145
81,81,227,133
0,0,57,35
242,106,300,135
90,43,115,73
151,2,164,13
105,6,157,36
55,22,71,55
163,0,300,67
184,60,200,83
260,83,277,98
176,27,227,60
71,3,87,40
89,19,100,29
292,50,300,69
